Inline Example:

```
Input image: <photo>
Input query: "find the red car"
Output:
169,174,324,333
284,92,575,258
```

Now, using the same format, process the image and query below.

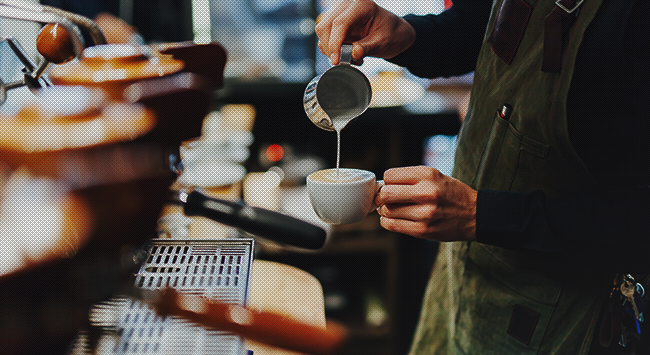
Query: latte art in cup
309,168,369,183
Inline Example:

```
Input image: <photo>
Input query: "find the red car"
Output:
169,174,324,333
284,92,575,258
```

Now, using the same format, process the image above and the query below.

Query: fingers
317,41,365,65
379,217,435,239
377,203,440,222
375,183,438,206
315,0,351,63
327,2,370,64
315,0,415,65
350,43,366,65
383,166,443,184
316,0,376,65
375,173,479,242
375,166,444,206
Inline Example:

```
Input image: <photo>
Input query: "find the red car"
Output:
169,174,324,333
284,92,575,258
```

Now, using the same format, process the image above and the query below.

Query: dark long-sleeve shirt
388,0,650,270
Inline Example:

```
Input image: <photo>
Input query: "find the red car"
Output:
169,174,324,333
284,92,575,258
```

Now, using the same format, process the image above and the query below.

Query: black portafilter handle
181,190,327,250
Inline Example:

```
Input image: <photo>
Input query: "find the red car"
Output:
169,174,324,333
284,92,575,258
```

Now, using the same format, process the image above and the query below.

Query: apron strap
542,0,585,72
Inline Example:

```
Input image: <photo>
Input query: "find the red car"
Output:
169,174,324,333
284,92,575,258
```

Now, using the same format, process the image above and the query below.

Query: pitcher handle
339,44,353,65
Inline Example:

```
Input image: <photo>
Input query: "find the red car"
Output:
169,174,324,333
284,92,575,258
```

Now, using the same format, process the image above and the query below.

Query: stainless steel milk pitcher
303,44,372,132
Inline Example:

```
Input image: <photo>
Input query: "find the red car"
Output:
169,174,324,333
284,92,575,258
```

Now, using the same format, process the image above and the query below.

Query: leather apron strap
542,0,586,72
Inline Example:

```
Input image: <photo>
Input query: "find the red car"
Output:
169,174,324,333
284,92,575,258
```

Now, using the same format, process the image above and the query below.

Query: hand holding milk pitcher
304,44,381,225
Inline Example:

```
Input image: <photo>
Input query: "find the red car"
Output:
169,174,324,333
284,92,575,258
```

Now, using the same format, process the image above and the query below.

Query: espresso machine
0,2,342,354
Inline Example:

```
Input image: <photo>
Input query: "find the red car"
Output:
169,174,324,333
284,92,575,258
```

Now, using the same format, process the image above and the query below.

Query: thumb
351,41,369,63
353,32,388,61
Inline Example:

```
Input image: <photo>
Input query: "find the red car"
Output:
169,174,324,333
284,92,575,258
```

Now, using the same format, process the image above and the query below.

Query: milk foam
310,169,369,183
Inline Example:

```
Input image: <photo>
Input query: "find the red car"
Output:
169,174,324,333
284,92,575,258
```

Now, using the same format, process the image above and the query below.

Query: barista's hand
315,0,416,65
375,166,477,242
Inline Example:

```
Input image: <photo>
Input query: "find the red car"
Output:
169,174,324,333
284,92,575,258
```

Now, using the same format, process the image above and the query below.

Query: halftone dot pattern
0,171,72,275
1,1,472,352
86,241,253,354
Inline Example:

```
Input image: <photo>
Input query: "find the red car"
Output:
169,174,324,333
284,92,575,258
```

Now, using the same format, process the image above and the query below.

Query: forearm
387,0,493,78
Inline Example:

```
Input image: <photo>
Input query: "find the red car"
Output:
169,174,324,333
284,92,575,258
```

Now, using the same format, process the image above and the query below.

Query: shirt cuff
475,190,530,250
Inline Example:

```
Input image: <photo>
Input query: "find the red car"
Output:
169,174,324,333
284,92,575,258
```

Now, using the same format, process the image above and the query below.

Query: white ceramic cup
307,168,384,225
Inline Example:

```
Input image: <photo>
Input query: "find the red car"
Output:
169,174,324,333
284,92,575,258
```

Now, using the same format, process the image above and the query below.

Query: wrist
384,14,416,59
384,14,424,65
465,189,478,242
396,17,416,57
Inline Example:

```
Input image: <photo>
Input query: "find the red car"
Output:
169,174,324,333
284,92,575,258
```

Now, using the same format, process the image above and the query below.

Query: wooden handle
37,23,76,64
153,288,348,355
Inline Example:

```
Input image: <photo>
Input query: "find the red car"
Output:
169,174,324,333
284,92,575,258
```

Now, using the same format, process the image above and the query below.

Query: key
621,276,643,322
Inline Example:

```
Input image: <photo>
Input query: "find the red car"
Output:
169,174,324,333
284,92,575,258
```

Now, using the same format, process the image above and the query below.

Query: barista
317,0,649,353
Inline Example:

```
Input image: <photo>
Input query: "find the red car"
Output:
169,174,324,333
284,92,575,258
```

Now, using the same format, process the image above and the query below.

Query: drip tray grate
87,239,254,355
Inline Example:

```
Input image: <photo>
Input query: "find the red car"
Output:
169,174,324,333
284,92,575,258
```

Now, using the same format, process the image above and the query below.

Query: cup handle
369,180,385,213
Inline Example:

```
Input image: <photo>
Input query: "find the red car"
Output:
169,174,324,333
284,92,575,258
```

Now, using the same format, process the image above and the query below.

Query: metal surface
0,4,84,57
0,3,83,105
87,239,254,355
0,1,109,106
303,44,371,132
0,0,106,45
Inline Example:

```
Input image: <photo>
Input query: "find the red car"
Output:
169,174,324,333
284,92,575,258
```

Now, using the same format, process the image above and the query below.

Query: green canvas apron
409,0,610,353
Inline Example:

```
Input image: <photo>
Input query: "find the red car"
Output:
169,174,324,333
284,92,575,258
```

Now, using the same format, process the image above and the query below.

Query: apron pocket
473,111,521,190
454,243,561,354
473,109,550,192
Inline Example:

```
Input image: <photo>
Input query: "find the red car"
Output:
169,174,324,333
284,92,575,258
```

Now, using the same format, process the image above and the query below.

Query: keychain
611,274,645,348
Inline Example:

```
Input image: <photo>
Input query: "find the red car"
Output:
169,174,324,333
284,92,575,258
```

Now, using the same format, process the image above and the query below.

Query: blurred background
0,0,471,354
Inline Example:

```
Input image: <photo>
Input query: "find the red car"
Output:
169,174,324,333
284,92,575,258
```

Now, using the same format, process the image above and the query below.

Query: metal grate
88,239,254,355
